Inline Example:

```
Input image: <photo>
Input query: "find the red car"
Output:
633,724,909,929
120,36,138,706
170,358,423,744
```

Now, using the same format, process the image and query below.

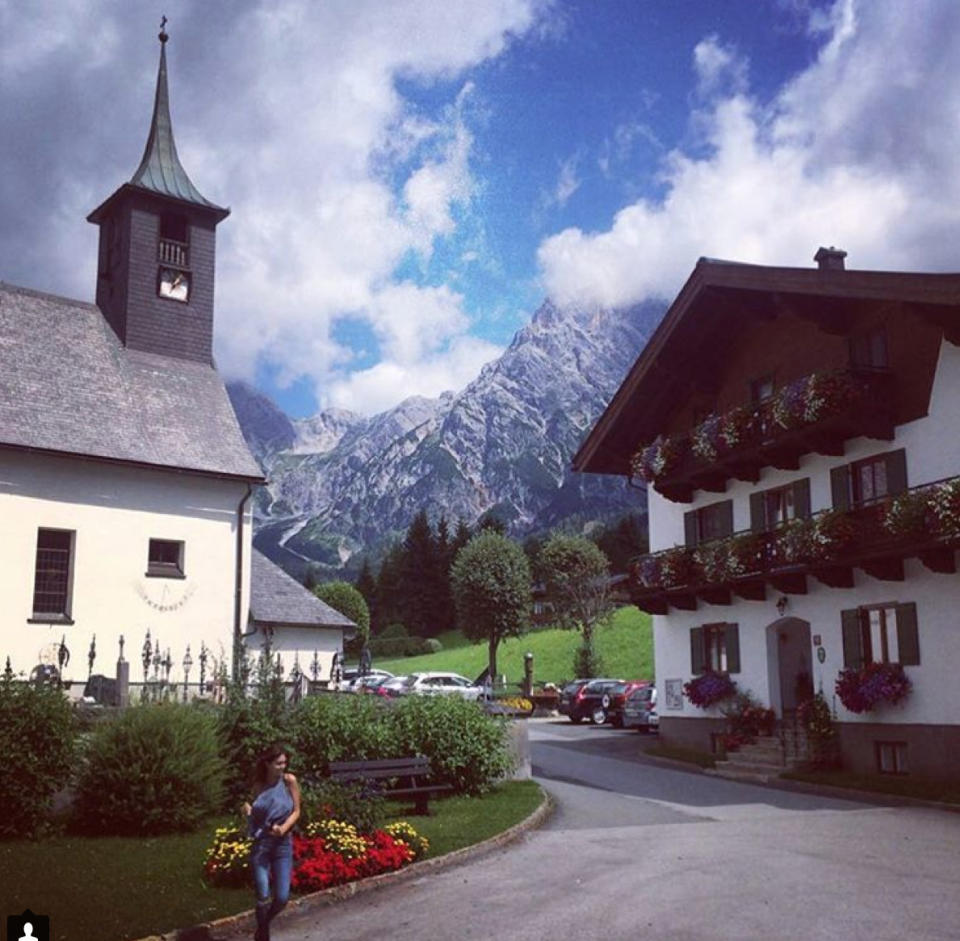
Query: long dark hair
253,744,288,788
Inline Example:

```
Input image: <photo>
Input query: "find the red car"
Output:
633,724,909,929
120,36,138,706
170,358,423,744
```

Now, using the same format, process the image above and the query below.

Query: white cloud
0,0,550,418
693,36,748,98
539,0,960,308
204,0,550,414
551,154,581,208
326,333,503,414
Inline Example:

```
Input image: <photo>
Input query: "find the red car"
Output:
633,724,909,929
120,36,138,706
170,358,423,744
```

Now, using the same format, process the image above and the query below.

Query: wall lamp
776,596,789,617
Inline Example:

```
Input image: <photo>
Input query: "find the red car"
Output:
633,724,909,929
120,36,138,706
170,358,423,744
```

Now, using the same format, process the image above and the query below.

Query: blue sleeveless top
248,775,294,841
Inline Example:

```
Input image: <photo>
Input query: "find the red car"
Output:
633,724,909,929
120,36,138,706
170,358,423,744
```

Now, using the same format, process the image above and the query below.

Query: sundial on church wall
135,579,197,612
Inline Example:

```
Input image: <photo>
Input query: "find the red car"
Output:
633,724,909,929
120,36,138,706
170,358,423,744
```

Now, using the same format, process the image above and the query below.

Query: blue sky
3,1,960,418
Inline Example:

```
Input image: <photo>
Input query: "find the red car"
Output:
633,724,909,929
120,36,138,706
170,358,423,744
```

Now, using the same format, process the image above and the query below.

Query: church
0,26,353,696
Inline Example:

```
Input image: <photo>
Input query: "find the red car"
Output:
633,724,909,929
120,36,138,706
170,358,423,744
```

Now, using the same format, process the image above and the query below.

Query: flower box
835,662,911,714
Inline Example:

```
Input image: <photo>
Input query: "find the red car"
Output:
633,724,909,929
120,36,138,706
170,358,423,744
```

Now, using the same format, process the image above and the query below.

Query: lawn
375,605,653,686
1,780,543,941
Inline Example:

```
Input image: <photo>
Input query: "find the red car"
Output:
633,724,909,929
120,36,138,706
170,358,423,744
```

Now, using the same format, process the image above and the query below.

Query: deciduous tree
539,533,615,677
451,531,531,680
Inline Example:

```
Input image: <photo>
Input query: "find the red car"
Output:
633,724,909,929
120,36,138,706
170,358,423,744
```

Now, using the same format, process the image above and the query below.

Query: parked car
398,672,484,701
561,678,625,724
558,679,592,719
378,675,409,697
605,681,651,727
350,672,395,694
345,669,394,692
622,685,658,732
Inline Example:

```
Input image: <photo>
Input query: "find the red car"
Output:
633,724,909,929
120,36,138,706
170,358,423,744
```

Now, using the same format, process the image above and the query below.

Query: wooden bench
327,756,451,815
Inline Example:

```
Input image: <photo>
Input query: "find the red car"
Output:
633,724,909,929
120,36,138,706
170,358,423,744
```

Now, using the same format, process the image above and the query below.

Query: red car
606,681,651,727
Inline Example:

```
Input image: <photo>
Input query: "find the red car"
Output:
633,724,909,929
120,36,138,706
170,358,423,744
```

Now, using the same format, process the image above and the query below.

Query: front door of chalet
767,617,812,716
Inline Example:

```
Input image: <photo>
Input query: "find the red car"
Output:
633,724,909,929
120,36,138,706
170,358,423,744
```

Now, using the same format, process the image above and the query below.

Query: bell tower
87,20,229,364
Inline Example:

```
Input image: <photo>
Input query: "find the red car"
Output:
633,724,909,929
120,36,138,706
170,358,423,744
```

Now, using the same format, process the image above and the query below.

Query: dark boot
254,901,271,941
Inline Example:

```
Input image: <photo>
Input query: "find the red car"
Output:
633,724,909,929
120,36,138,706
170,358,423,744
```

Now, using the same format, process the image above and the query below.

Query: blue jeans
251,834,293,907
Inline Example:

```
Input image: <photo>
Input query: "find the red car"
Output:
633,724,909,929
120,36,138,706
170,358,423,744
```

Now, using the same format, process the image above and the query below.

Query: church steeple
128,19,226,214
87,21,228,365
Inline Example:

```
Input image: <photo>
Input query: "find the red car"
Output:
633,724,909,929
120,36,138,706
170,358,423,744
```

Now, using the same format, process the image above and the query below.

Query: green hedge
290,694,511,794
367,636,437,658
0,679,75,837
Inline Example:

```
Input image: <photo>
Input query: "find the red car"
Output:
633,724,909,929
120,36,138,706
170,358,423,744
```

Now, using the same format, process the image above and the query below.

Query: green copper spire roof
128,21,226,213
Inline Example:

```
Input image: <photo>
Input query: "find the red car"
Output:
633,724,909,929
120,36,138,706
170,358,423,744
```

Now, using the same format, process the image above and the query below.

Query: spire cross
159,16,168,43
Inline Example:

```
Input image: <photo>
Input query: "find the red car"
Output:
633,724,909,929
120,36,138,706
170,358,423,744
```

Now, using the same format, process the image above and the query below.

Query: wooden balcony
634,368,896,503
630,476,960,614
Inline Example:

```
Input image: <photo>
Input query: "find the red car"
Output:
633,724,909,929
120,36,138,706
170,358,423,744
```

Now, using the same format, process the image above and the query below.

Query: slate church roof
0,281,263,480
250,549,357,635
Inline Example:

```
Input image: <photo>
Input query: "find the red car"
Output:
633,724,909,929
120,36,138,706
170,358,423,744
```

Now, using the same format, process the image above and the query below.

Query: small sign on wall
665,678,684,711
812,634,822,646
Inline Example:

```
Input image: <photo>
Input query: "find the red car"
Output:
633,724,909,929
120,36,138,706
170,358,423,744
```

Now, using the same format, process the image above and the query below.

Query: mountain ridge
228,298,663,577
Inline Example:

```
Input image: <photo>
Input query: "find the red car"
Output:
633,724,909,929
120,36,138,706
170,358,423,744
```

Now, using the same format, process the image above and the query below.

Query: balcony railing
159,238,189,268
631,367,895,502
631,475,960,614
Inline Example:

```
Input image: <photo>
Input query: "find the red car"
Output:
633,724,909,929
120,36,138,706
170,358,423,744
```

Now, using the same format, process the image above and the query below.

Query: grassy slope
375,606,653,686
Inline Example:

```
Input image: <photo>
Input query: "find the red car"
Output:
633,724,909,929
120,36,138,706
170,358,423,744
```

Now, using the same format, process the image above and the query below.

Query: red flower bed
291,831,414,893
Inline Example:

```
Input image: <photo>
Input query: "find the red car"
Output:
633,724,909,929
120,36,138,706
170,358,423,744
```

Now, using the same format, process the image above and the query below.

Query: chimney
814,246,847,271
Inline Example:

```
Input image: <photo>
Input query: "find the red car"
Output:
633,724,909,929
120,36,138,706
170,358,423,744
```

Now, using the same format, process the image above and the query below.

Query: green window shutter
793,478,811,519
719,500,734,538
841,608,863,669
724,623,741,673
684,510,698,547
831,466,851,511
749,492,765,533
895,602,920,665
885,449,908,496
690,627,705,674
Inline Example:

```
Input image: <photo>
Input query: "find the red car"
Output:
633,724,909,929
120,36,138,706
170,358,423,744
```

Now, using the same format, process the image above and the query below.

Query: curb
134,787,554,941
640,743,960,814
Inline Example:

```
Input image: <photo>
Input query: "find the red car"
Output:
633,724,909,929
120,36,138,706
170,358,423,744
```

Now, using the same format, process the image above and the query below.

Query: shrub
721,691,776,741
298,777,384,834
797,691,840,768
291,694,393,771
387,695,512,794
0,678,75,837
367,636,434,658
73,703,226,835
216,695,290,811
378,623,408,640
313,581,370,651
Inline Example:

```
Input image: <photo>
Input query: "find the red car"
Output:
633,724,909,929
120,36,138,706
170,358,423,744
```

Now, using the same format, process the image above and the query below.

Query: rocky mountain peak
228,297,665,576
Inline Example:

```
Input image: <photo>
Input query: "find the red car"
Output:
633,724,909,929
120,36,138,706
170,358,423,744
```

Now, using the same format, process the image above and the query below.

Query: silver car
399,672,484,701
622,685,658,732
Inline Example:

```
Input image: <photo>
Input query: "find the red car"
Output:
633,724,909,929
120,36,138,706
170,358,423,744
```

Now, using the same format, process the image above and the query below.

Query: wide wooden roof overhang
573,258,960,477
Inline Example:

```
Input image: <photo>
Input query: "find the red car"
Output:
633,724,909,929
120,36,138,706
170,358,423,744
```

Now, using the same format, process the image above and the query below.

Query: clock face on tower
158,267,191,302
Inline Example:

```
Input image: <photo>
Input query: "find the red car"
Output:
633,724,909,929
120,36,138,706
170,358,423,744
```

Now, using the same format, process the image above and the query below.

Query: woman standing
242,744,301,941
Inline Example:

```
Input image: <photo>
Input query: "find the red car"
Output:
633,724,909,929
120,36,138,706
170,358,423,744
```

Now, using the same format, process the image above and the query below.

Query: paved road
274,720,960,941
